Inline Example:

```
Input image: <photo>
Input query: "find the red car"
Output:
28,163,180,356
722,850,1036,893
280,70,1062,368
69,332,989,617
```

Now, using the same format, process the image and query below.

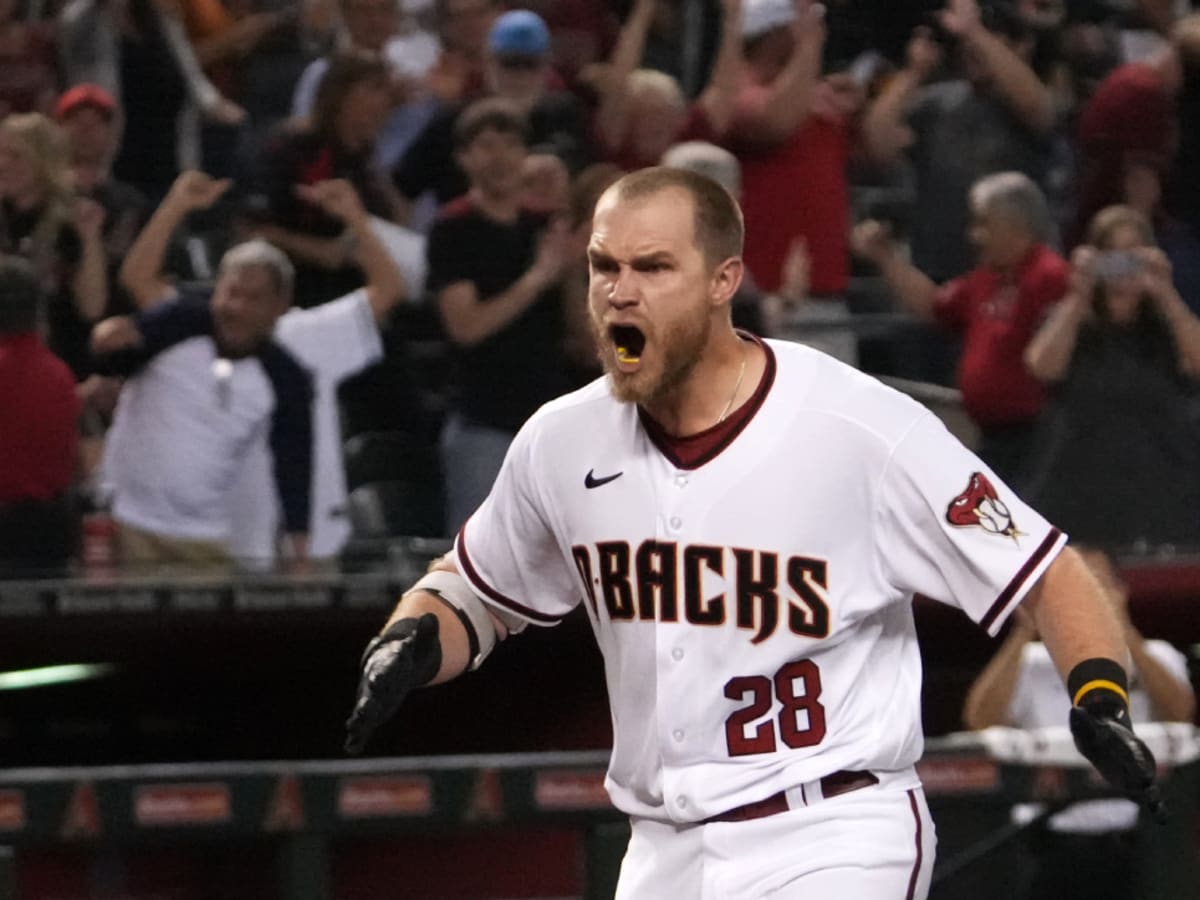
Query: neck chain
717,341,748,424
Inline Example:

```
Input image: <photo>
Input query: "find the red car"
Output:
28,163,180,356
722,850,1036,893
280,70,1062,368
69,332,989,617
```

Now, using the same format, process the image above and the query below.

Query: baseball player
346,168,1160,899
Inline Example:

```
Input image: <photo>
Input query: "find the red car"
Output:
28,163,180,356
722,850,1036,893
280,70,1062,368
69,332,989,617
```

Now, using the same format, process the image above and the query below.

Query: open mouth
609,324,646,366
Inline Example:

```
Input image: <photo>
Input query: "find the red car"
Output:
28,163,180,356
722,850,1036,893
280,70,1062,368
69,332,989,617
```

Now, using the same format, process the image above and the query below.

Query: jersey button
672,729,684,742
677,796,689,809
674,474,688,488
671,648,684,661
669,516,682,530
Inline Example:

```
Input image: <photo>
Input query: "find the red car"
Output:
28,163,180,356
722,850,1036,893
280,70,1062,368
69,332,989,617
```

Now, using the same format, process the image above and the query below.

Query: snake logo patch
946,472,1024,543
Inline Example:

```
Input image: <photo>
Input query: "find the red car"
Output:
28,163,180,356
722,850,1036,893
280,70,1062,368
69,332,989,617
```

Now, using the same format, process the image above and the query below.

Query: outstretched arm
344,558,513,753
850,220,941,321
694,0,745,136
593,0,656,152
120,170,232,309
735,0,825,145
939,0,1054,135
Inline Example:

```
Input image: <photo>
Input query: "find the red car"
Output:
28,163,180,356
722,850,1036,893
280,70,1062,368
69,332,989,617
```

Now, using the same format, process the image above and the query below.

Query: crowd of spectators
2,0,1200,577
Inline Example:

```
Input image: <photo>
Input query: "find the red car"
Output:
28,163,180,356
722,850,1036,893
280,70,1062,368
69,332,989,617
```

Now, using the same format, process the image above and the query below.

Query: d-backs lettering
571,541,831,643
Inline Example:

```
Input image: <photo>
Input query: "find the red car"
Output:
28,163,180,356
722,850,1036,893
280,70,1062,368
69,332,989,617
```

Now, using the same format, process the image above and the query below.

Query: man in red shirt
852,171,1068,483
0,258,80,575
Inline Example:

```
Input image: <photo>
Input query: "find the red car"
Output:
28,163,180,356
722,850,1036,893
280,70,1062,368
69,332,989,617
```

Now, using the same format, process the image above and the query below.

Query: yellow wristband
1072,679,1129,708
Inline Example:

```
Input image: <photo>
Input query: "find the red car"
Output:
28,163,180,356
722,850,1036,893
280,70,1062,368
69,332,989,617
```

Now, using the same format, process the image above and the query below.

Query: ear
709,256,744,310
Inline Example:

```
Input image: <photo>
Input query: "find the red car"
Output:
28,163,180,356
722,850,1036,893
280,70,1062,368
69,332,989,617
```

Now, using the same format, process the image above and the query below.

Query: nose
608,266,640,309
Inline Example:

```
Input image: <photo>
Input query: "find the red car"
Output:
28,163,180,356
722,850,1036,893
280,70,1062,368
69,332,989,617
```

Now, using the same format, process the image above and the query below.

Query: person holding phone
1023,204,1200,550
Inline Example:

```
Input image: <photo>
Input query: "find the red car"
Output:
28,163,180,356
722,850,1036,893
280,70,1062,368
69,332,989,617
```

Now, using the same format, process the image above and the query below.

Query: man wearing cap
394,8,588,219
0,258,80,577
55,84,149,311
727,0,885,364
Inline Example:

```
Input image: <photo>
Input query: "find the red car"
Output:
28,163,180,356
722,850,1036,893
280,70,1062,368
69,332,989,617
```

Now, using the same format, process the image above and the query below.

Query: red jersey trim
455,524,566,626
905,789,923,900
979,527,1063,633
638,333,777,471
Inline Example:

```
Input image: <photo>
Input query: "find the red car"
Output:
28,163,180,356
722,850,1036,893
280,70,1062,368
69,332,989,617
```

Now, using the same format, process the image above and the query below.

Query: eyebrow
631,252,675,266
586,249,676,266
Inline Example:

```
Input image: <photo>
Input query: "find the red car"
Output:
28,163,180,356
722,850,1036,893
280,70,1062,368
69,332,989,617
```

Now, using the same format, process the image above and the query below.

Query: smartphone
1092,250,1143,282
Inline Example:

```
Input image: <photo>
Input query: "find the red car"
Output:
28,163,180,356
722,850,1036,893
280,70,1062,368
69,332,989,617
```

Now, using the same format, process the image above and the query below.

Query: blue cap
488,9,550,57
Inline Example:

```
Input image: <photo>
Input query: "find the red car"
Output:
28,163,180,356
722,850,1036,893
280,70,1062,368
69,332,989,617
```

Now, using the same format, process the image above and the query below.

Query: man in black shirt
427,97,575,533
394,9,591,217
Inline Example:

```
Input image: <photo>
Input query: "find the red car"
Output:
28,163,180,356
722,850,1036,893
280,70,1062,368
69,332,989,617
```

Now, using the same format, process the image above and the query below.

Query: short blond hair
1086,205,1155,250
627,68,685,112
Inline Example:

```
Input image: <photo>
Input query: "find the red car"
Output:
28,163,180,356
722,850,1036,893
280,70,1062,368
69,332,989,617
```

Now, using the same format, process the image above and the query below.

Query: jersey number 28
723,660,826,756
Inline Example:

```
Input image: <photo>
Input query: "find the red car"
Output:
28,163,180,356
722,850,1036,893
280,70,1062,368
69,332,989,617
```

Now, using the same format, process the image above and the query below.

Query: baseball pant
615,780,935,900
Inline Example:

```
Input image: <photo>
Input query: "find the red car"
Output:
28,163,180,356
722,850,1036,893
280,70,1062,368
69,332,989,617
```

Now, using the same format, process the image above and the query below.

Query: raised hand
295,179,369,226
850,219,895,266
938,0,982,38
166,171,233,213
906,26,944,79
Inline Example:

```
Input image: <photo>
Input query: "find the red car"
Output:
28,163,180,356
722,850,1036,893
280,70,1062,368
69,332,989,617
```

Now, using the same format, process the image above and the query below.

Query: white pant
615,780,935,900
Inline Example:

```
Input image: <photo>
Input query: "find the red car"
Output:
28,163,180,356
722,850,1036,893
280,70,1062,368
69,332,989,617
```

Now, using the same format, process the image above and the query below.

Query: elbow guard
406,570,499,670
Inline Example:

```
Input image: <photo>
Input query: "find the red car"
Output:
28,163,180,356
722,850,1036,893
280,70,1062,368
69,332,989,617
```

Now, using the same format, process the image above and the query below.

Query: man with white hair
852,171,1069,482
91,215,314,571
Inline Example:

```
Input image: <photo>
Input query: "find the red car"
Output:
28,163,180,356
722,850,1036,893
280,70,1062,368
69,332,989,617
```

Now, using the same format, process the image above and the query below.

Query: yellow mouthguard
616,346,640,363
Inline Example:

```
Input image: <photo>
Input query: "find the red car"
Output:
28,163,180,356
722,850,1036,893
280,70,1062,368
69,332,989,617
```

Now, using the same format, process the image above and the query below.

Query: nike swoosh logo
585,469,623,489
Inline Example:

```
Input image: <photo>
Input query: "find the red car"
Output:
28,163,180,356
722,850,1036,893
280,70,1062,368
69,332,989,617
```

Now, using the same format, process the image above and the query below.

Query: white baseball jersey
453,337,1067,823
230,290,383,564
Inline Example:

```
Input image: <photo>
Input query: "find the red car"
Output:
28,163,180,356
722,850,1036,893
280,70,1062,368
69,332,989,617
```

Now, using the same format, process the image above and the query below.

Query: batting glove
1069,703,1166,822
344,613,442,755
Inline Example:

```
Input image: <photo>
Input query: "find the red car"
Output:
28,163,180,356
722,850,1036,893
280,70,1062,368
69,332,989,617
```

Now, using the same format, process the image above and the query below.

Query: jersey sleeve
451,418,581,627
275,290,382,382
875,412,1067,636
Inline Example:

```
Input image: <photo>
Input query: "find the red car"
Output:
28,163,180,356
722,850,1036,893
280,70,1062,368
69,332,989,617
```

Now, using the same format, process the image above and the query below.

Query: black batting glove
344,613,442,755
1069,702,1166,822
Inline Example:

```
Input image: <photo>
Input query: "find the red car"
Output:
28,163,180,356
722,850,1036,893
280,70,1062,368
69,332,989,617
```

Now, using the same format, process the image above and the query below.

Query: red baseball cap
54,84,118,120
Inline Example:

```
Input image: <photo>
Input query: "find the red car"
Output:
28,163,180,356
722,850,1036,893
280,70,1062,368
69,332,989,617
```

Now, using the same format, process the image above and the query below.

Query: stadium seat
346,480,445,540
343,431,440,492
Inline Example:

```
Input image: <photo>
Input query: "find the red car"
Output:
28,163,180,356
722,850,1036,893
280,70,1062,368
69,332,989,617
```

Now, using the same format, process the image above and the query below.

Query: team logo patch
946,472,1023,542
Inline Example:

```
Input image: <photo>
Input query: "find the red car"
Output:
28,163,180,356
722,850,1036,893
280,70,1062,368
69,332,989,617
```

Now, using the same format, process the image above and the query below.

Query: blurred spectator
120,171,406,566
427,0,499,104
1074,14,1200,245
291,0,442,171
394,8,590,222
0,257,80,577
1022,205,1200,549
428,97,574,532
728,0,891,363
590,0,742,171
853,172,1068,483
660,138,808,337
57,0,246,200
1106,151,1200,313
91,234,313,571
0,0,59,117
54,83,149,308
522,0,616,82
962,546,1194,900
248,51,402,308
0,112,108,378
559,160,622,382
1166,17,1200,228
863,0,1056,282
